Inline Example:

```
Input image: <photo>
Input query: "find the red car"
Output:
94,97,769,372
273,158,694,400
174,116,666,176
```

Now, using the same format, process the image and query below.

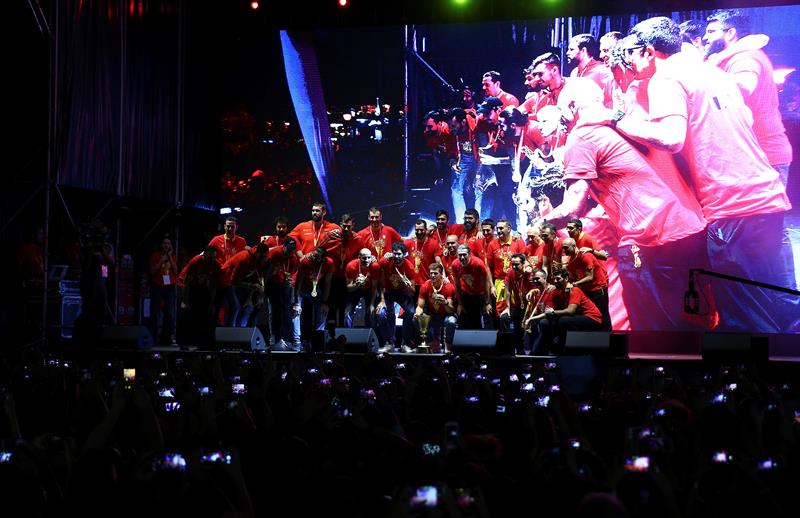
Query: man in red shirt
448,208,481,246
447,108,479,221
440,235,460,284
260,216,290,248
149,236,179,344
563,238,610,331
181,246,223,345
499,253,535,354
357,207,402,260
470,219,496,265
525,224,545,272
265,238,299,350
599,17,796,332
520,52,567,116
404,219,440,289
331,214,364,326
486,218,526,314
414,262,457,352
221,243,269,328
288,202,341,260
345,248,380,330
208,216,247,266
566,34,615,107
375,242,417,352
534,269,603,355
482,70,520,109
294,247,334,349
430,210,451,253
539,223,564,280
451,244,492,330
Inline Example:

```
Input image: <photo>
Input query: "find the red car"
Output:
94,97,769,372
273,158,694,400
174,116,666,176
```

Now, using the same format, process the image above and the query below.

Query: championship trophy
417,314,432,354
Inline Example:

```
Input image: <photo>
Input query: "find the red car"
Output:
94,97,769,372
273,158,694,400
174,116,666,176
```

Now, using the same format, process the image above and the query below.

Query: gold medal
311,280,318,297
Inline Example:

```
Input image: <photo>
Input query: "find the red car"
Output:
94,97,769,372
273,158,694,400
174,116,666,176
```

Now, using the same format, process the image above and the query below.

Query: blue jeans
451,152,477,220
376,290,415,345
707,212,799,333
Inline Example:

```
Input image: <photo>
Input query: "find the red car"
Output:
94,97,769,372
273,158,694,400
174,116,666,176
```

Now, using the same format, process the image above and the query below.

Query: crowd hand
565,282,574,290
544,307,555,315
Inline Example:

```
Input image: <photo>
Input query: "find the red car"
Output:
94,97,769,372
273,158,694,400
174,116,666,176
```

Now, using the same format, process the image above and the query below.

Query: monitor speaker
563,331,628,357
332,327,379,353
452,329,497,353
214,327,266,351
101,326,154,349
701,333,768,363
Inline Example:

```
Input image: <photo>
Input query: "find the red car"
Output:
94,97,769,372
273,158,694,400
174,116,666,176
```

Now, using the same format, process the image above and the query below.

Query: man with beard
704,9,793,185
482,70,519,109
588,16,795,332
330,214,363,326
566,33,614,106
260,216,290,248
449,208,481,246
375,242,417,352
288,202,341,260
486,218,526,316
345,248,381,330
414,262,457,353
451,244,493,330
446,108,480,220
533,268,603,354
599,31,623,65
265,237,299,350
430,209,452,253
500,253,535,354
519,52,567,116
404,219,440,290
208,216,247,266
423,110,458,195
294,247,334,349
357,207,402,260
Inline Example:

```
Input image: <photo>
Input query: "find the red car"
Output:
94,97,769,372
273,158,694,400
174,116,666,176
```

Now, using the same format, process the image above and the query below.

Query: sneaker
292,342,304,352
400,344,414,354
273,339,290,351
377,343,393,354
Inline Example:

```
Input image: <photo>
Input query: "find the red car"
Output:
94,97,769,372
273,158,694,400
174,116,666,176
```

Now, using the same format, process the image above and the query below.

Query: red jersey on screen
288,220,341,256
378,258,416,291
451,256,490,296
486,237,526,280
404,237,439,284
565,251,608,292
357,225,403,259
497,90,520,109
332,234,364,277
208,234,247,266
552,286,602,323
419,280,456,316
562,125,707,246
647,53,790,221
505,267,535,309
266,247,299,284
570,59,615,107
424,123,458,159
16,243,43,275
295,257,334,292
345,259,380,292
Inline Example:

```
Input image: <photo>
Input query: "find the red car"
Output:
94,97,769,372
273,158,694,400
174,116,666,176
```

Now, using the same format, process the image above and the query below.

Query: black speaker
563,331,628,357
101,326,154,349
452,330,497,353
701,333,768,363
333,327,379,353
215,327,266,351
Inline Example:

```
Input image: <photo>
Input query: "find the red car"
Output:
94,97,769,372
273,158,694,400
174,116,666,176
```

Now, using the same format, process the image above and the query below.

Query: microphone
684,273,699,314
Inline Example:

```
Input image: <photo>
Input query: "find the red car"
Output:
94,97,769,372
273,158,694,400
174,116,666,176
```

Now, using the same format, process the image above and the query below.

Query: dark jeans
500,306,525,354
531,314,602,355
329,275,348,327
617,231,709,331
266,281,294,343
585,288,611,332
707,212,799,333
150,283,177,341
458,292,487,330
376,290,416,345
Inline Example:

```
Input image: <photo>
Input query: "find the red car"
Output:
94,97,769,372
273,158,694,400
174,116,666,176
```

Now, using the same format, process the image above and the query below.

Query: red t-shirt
486,237,526,280
470,237,496,265
565,251,608,292
419,280,456,316
288,220,341,256
424,123,458,159
551,286,602,323
542,238,565,275
181,254,223,289
440,253,459,284
497,89,520,109
717,46,792,165
208,234,247,266
430,227,450,254
563,125,707,246
357,225,403,259
377,257,416,292
448,223,480,246
505,267,535,309
345,258,380,292
149,250,178,286
648,52,790,221
570,59,615,107
221,250,263,287
451,256,490,296
260,235,287,248
332,234,364,278
295,256,334,292
525,240,545,271
404,237,439,285
266,247,299,284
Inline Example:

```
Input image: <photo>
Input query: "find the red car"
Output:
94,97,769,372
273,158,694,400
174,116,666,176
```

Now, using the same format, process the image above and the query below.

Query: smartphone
548,384,561,393
472,373,485,380
159,387,176,398
338,408,352,418
653,408,667,417
422,443,441,456
360,389,376,400
496,404,506,414
712,451,733,464
465,395,479,403
570,439,581,449
411,486,438,508
624,456,650,472
710,392,727,404
0,452,12,463
453,487,475,509
544,362,558,371
757,458,778,470
123,368,136,382
231,383,246,395
197,386,212,396
724,383,738,392
201,451,232,464
479,363,488,370
508,374,519,382
396,363,407,370
319,378,333,386
522,383,535,392
579,403,593,413
307,368,318,375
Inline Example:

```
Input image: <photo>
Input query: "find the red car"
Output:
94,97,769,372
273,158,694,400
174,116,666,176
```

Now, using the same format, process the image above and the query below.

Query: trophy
417,314,432,354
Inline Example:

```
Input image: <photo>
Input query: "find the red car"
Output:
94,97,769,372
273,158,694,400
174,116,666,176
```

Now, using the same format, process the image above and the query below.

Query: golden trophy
417,314,432,354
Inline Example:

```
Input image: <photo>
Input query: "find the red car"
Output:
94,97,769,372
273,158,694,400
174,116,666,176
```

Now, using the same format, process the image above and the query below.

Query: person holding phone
149,236,179,345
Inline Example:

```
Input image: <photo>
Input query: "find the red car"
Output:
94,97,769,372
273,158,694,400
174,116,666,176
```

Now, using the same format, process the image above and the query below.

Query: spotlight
250,1,259,9
338,0,347,6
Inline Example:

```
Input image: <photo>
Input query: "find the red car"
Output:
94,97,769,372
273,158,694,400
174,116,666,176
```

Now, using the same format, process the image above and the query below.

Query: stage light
338,0,347,6
250,1,259,9
452,0,469,5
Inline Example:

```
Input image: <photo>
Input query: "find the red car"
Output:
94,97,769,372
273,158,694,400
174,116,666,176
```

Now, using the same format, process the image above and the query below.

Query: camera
522,383,534,392
0,452,12,463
